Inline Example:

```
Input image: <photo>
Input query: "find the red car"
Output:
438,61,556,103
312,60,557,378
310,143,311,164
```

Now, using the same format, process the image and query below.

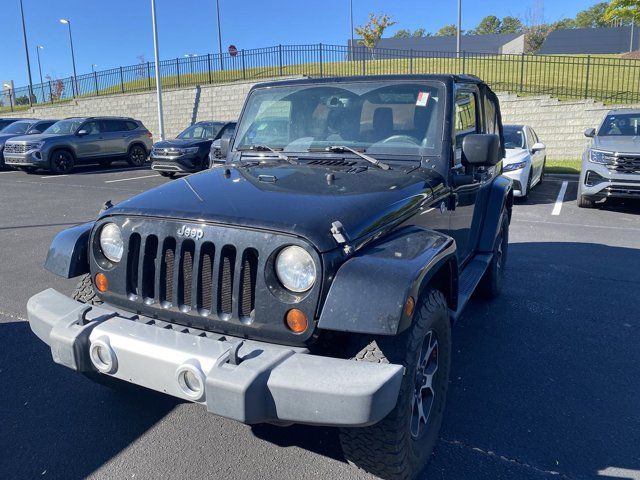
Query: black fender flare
317,226,457,336
477,175,513,253
44,222,93,278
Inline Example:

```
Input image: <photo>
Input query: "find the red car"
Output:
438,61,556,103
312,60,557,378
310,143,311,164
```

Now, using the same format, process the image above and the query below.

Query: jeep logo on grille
177,225,204,240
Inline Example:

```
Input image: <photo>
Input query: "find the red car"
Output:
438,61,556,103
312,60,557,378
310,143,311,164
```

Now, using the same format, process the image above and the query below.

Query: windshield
1,121,33,135
178,123,223,140
234,81,445,157
44,119,83,135
598,114,640,137
503,127,525,149
0,120,18,131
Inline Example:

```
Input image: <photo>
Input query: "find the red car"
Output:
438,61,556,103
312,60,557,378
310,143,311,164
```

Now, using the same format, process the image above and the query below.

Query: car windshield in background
598,114,640,137
44,119,83,135
178,123,223,140
1,121,33,135
234,81,445,157
503,127,525,149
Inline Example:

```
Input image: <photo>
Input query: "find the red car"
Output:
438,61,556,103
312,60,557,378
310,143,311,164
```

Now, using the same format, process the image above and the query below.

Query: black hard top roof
253,74,486,90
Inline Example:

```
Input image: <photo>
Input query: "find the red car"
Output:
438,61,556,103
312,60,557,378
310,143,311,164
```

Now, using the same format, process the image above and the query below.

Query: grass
544,159,582,174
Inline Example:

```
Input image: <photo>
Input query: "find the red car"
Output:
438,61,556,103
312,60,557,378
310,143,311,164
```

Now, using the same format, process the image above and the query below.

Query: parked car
209,124,236,166
501,124,546,199
0,118,24,131
151,121,236,177
27,74,512,480
3,116,152,174
0,119,58,169
579,109,640,208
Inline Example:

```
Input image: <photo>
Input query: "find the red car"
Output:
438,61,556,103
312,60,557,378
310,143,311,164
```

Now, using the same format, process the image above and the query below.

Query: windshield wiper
239,144,296,165
324,145,390,170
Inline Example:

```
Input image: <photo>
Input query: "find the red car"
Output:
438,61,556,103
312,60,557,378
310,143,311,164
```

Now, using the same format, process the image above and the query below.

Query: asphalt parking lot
1,165,639,480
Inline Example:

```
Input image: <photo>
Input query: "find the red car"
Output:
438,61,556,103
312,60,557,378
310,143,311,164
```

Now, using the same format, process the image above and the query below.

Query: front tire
478,212,509,298
50,149,75,174
160,171,176,178
127,144,147,167
521,168,533,201
339,289,451,480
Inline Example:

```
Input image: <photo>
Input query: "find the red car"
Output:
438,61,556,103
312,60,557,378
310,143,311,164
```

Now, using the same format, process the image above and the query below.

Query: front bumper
27,289,403,427
3,150,46,167
502,169,526,197
151,153,201,173
580,161,640,199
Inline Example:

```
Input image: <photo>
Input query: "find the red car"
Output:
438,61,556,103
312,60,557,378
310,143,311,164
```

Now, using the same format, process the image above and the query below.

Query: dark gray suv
3,116,153,174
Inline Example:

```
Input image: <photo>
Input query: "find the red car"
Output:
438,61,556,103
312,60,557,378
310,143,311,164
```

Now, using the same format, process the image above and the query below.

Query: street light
36,45,45,102
349,0,354,60
151,0,165,141
456,0,462,59
215,0,223,70
91,63,97,72
19,0,35,106
60,18,78,97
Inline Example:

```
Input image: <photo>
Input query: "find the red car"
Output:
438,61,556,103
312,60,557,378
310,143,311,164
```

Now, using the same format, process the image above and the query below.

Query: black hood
103,162,440,252
153,138,212,148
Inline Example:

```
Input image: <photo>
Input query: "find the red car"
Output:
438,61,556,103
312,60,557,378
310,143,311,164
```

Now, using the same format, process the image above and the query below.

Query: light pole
216,0,223,70
350,0,355,60
456,0,462,59
91,63,97,72
36,45,45,102
19,0,35,106
631,19,636,53
3,83,14,111
60,19,78,97
151,0,165,141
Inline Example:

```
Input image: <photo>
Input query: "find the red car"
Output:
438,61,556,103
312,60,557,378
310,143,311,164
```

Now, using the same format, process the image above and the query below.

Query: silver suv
580,109,640,207
3,116,153,174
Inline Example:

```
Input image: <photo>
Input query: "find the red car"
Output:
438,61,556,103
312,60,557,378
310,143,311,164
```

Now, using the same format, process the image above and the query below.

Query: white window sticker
416,91,430,107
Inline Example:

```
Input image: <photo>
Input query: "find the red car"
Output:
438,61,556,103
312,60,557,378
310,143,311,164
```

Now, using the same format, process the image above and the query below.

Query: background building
539,26,639,55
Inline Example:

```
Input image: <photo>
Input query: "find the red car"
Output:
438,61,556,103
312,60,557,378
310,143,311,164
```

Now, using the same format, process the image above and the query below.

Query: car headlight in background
275,246,316,293
503,161,527,172
589,149,616,165
181,147,199,155
99,223,124,263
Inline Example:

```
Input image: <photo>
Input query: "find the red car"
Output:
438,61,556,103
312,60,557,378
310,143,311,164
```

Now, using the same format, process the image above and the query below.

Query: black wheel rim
411,330,439,439
54,152,71,172
130,147,146,165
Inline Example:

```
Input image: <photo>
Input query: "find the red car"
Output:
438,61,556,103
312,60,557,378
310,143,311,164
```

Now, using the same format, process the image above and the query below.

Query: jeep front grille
126,234,257,320
607,156,640,174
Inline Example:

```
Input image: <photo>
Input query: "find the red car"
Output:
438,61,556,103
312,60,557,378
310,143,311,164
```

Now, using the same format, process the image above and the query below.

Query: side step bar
449,253,492,323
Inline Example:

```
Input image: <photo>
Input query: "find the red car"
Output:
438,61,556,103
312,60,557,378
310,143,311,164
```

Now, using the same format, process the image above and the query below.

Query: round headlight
275,246,316,293
99,223,124,263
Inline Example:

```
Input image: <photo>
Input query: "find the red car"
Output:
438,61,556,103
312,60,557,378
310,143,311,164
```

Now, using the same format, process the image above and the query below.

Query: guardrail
2,43,640,113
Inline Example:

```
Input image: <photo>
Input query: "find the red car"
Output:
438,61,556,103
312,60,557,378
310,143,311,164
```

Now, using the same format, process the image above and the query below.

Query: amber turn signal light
404,296,415,317
285,309,308,334
95,273,109,293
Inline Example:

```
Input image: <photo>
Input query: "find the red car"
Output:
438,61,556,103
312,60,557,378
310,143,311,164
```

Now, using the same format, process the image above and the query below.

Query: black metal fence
2,43,640,112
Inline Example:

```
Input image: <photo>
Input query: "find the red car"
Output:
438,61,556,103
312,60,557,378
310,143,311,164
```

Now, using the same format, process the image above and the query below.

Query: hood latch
331,221,354,255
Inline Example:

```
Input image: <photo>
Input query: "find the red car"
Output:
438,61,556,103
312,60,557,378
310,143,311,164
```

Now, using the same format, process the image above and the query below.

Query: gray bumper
27,289,403,427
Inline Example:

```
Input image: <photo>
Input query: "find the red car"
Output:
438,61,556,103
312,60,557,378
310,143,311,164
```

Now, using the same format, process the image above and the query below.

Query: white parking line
104,174,159,183
41,175,68,179
551,181,568,216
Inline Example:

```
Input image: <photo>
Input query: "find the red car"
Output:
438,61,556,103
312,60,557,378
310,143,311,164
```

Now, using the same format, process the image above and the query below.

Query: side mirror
584,128,596,138
27,129,41,135
531,142,546,153
461,134,501,167
220,133,232,160
77,129,88,136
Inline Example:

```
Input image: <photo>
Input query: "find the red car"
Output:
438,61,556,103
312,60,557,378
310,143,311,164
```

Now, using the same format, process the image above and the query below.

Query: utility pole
456,0,462,58
350,0,355,60
631,19,636,53
19,0,35,105
36,45,45,102
216,0,224,70
151,0,165,140
60,19,78,97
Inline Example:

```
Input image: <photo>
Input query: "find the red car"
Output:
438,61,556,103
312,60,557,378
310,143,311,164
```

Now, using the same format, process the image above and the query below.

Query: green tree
413,27,428,37
500,16,524,34
552,18,576,30
604,0,640,24
393,29,411,38
474,15,502,35
436,24,459,36
574,2,610,28
356,13,397,51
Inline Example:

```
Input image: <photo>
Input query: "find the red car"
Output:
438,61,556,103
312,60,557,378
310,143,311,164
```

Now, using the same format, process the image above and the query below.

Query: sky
3,0,598,88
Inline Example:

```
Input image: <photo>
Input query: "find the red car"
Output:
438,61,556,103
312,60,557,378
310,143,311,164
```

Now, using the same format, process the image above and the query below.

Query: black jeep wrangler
28,75,512,480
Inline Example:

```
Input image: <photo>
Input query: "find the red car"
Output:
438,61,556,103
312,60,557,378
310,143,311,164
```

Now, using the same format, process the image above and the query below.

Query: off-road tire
127,144,147,167
160,171,176,178
478,212,509,298
71,273,103,305
50,149,75,174
339,289,451,480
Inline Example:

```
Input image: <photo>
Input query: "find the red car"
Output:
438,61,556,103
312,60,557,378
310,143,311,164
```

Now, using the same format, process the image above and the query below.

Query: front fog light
99,223,124,263
176,362,205,400
90,337,117,374
275,246,316,293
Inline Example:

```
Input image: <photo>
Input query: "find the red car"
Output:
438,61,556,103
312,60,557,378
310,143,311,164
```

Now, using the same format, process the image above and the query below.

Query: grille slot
142,235,158,299
160,238,176,304
239,249,258,320
608,156,640,174
198,242,215,311
218,246,236,316
178,240,195,308
126,234,141,296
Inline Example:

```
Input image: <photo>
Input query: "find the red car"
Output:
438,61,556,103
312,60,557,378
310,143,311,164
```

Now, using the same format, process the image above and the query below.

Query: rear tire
50,149,75,174
478,213,509,298
127,144,147,167
339,289,451,480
